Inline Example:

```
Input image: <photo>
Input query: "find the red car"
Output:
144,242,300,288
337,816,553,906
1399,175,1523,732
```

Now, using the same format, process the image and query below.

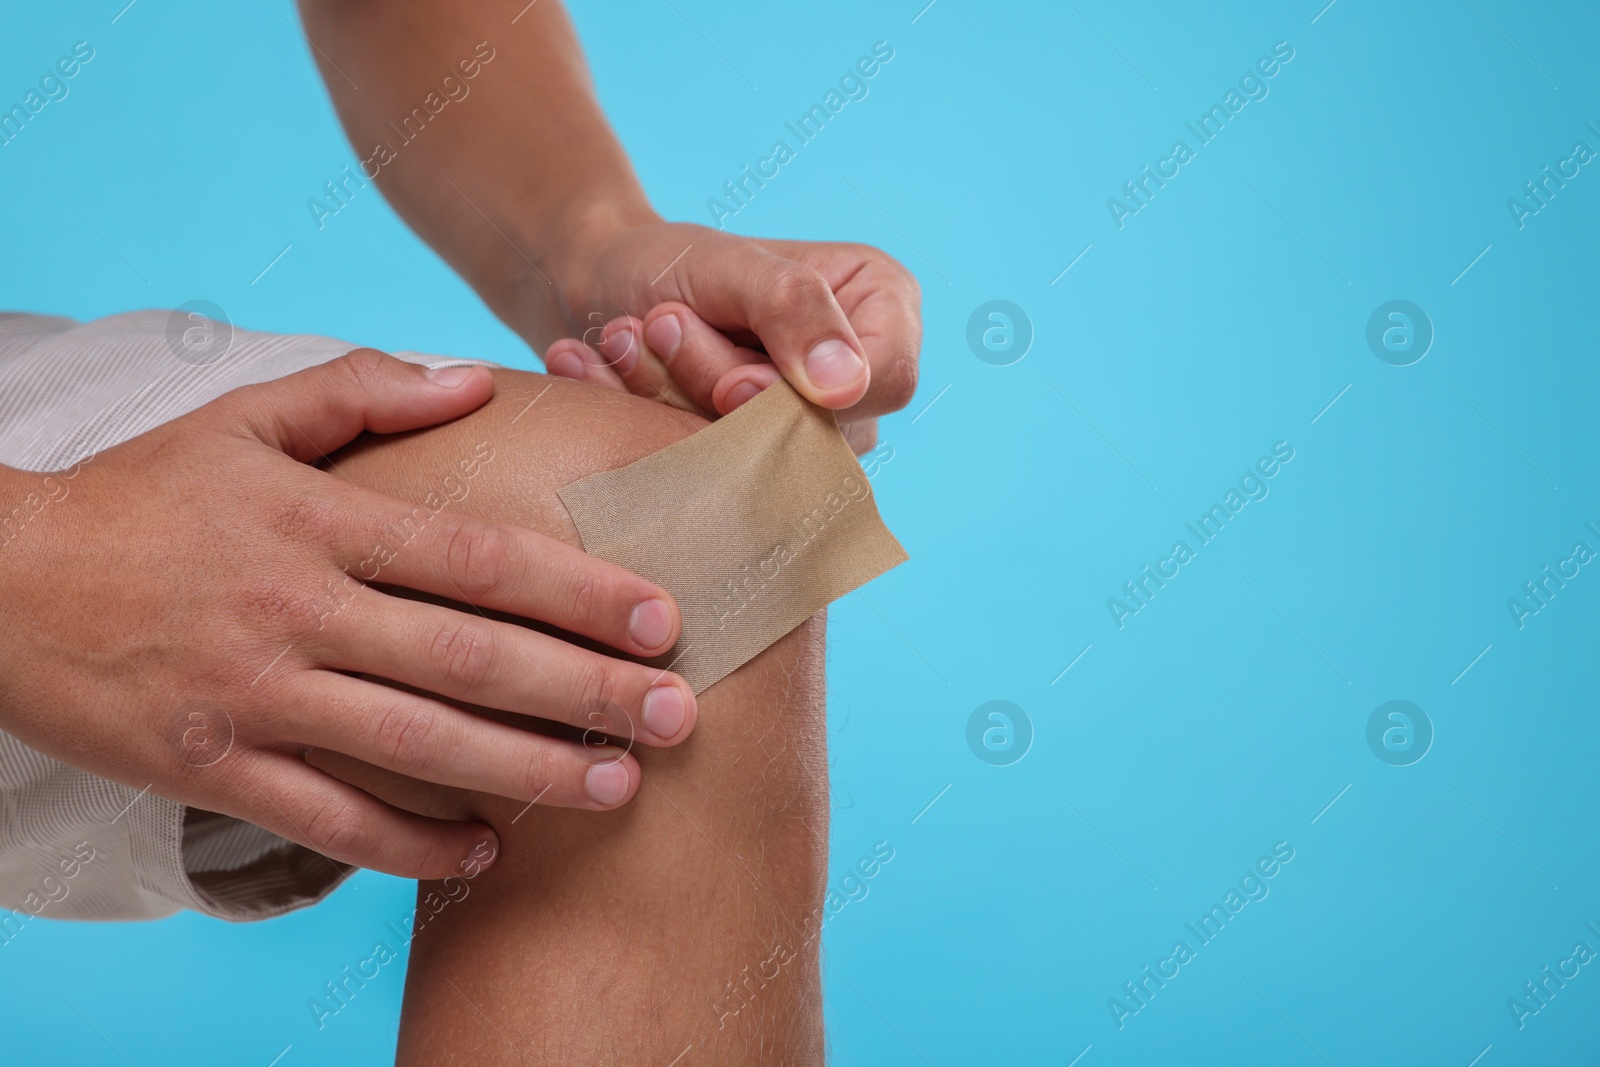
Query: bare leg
324,370,829,1065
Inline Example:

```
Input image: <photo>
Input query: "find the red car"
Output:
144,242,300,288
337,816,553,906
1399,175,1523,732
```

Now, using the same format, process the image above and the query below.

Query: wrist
476,189,659,348
538,192,660,276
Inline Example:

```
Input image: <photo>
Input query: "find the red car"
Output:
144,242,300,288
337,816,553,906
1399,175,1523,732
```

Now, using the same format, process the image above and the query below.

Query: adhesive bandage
558,381,908,692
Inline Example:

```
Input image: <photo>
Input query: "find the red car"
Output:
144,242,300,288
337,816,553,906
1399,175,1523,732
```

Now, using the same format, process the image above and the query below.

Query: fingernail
644,313,683,361
804,339,866,390
545,349,585,379
725,380,763,410
642,684,687,740
427,365,476,387
601,326,639,374
628,598,674,651
585,760,631,806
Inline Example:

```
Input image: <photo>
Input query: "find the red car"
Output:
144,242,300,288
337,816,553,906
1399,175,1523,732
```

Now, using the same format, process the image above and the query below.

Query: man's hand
0,352,698,880
293,0,922,454
538,221,922,453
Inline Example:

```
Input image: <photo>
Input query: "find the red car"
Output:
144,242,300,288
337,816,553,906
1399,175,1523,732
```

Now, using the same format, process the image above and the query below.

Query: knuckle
268,494,338,544
571,659,621,729
427,617,498,692
337,348,392,390
760,262,831,316
445,520,515,602
564,567,606,630
842,243,921,299
232,576,327,641
372,700,439,772
301,796,365,858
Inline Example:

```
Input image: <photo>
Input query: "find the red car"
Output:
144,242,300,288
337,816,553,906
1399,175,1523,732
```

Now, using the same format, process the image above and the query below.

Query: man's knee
333,368,708,552
325,368,829,851
326,368,828,1061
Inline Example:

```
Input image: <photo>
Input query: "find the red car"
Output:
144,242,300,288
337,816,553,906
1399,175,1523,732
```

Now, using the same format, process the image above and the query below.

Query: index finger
325,483,682,658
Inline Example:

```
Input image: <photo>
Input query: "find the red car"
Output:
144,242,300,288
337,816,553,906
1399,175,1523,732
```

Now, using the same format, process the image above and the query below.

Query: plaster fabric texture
558,380,909,693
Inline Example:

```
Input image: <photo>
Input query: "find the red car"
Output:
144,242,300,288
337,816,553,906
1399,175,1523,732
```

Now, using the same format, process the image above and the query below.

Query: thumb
227,349,493,462
673,244,870,409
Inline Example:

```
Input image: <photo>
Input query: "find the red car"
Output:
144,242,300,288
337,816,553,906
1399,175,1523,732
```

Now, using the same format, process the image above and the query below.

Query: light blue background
3,1,1599,1064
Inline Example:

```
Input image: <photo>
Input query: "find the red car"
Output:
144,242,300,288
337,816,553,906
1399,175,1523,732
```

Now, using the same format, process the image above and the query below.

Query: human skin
0,355,701,878
0,0,920,913
296,0,923,451
316,368,829,1064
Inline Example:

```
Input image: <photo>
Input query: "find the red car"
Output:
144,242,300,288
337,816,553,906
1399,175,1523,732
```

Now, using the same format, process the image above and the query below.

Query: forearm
296,0,656,340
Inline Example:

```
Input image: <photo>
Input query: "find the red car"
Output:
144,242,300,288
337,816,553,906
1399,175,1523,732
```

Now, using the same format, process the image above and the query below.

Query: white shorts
0,310,482,924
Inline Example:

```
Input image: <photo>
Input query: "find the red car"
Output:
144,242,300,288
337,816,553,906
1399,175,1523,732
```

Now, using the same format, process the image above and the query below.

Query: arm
297,0,922,444
296,0,648,347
